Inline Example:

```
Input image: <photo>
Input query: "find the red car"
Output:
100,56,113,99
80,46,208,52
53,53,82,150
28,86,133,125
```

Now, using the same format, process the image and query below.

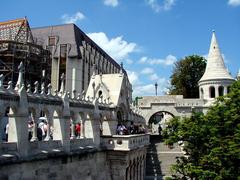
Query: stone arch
144,106,179,126
148,111,175,134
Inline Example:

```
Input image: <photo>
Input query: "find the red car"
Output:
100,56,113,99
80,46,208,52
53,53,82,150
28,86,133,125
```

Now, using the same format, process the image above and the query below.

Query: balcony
101,134,150,151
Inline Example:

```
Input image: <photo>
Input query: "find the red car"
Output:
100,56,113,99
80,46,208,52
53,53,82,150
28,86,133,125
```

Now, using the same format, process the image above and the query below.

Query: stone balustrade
101,134,150,151
0,61,146,160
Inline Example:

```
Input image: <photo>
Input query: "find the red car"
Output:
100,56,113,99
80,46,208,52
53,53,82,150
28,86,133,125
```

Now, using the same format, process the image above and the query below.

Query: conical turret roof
199,31,234,82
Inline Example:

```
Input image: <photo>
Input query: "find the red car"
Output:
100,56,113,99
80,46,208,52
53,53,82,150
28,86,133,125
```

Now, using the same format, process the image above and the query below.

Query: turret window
227,86,231,94
200,88,204,99
209,86,215,98
218,86,224,96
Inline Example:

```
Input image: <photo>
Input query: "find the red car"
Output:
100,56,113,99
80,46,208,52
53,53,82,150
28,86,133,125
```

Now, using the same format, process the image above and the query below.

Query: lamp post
155,82,158,96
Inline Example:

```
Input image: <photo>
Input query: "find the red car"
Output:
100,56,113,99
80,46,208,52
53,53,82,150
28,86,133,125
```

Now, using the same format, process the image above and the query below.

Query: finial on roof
120,62,123,74
15,62,24,90
199,31,234,83
212,29,215,33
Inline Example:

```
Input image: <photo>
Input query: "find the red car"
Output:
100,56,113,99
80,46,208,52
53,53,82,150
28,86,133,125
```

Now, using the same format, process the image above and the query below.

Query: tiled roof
0,18,33,43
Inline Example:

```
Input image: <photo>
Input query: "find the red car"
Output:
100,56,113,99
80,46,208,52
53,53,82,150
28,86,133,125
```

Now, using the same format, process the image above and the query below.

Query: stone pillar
44,119,51,141
30,121,37,141
70,119,76,139
8,109,29,157
224,86,228,95
215,85,219,97
53,112,70,152
84,113,100,146
80,120,85,138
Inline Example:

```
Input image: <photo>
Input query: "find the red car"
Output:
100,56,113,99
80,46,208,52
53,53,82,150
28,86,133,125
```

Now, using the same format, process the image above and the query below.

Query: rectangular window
48,36,56,46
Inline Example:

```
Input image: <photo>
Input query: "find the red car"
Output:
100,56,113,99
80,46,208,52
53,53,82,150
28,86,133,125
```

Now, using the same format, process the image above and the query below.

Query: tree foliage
163,80,240,179
169,55,206,98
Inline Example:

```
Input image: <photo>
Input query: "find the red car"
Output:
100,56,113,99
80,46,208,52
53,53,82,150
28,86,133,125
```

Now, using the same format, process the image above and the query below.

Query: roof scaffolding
0,18,51,87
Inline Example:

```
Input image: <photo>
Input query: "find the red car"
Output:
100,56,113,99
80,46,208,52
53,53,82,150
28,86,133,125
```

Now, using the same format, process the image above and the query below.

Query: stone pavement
145,135,183,180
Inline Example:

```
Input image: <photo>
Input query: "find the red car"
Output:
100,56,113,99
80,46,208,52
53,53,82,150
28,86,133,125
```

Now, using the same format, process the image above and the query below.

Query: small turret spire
199,31,234,82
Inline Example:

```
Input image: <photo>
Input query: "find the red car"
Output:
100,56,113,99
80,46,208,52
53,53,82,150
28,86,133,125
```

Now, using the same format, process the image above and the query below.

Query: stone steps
145,136,183,179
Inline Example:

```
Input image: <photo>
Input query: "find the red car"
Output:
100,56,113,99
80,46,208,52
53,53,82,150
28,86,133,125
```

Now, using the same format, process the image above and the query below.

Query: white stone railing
101,134,150,151
0,138,95,157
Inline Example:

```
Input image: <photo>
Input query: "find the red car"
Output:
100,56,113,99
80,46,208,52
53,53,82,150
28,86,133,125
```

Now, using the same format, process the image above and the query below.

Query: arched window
227,86,231,94
209,86,215,98
200,88,204,99
218,86,224,96
98,90,102,98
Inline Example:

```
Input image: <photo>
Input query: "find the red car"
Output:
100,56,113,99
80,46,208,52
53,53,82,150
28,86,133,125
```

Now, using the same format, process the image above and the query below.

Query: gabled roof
199,31,234,82
0,18,33,43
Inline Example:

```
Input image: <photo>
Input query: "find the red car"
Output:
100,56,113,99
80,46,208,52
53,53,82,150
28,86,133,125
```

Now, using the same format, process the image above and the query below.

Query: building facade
139,31,237,125
32,24,131,98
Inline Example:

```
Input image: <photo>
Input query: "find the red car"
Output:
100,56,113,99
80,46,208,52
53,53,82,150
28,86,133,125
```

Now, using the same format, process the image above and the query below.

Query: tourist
129,122,134,134
75,123,81,138
138,125,145,134
116,123,128,135
158,124,162,137
28,121,34,141
38,120,47,140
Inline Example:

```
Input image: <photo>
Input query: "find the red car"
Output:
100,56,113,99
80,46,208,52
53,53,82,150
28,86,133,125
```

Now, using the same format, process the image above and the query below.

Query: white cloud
103,0,119,7
127,71,139,86
228,0,240,6
141,67,154,74
138,54,177,66
164,0,176,10
87,32,137,62
139,56,148,63
61,11,85,24
149,73,159,81
126,59,134,64
146,0,176,13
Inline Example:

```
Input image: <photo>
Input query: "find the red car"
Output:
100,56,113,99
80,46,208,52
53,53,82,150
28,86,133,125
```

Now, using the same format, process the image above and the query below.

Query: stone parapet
101,134,150,151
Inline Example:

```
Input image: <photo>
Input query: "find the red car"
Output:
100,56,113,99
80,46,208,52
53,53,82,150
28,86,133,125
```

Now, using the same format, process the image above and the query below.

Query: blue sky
1,0,240,97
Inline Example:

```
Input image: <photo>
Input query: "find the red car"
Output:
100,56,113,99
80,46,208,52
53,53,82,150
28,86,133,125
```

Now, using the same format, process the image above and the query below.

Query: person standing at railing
75,123,81,138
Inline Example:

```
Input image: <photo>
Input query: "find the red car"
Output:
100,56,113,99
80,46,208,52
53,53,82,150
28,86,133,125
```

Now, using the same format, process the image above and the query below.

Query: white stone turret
198,31,235,100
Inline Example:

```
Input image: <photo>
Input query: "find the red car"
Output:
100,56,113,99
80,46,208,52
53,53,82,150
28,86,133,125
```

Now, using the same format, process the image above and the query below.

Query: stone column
224,86,228,95
215,85,219,97
8,109,29,157
30,115,38,142
44,119,51,141
53,112,70,152
70,119,76,139
80,120,85,138
84,113,100,146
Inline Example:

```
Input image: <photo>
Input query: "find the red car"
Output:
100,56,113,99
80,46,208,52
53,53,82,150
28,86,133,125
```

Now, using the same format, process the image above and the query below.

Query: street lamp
155,82,158,96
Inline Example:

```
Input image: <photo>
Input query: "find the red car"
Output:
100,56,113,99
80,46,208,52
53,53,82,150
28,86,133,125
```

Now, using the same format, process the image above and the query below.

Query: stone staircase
145,135,183,180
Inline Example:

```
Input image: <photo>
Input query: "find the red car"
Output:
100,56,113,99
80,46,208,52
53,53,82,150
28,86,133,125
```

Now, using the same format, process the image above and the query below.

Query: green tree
169,55,206,98
163,80,240,179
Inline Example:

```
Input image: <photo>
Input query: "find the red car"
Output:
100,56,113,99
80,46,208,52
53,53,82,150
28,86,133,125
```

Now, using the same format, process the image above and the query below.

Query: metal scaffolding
0,18,51,88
